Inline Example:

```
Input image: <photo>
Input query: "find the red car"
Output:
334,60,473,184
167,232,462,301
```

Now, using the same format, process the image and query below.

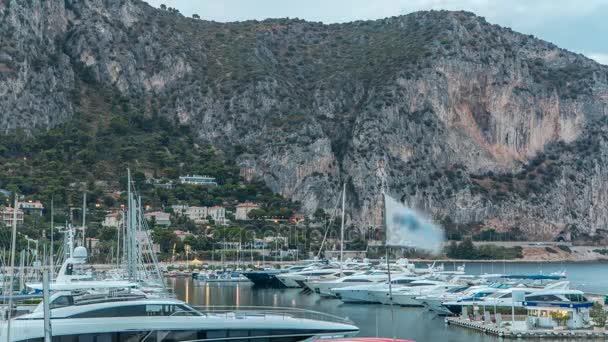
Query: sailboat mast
81,192,87,247
126,168,133,280
340,183,346,270
5,195,19,342
50,198,54,282
116,212,121,268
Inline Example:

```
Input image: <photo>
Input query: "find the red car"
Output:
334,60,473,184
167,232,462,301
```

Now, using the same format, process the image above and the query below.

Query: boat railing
191,305,354,325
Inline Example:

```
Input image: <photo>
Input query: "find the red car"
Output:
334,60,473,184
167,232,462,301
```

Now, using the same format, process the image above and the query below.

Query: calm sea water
168,262,608,342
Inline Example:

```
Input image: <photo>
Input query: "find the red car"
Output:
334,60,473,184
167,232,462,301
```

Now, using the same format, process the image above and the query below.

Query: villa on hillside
171,204,188,216
102,212,123,228
174,230,193,241
18,200,44,216
0,206,24,226
172,204,224,224
144,211,171,226
179,175,218,186
186,206,208,224
235,202,258,220
289,213,305,224
208,206,227,225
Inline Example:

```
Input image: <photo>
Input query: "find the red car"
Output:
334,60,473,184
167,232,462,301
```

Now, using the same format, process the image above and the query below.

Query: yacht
331,274,419,304
305,270,391,297
241,263,324,287
390,281,461,306
3,292,359,342
364,276,428,304
418,282,510,315
201,271,251,283
276,266,345,288
441,281,570,316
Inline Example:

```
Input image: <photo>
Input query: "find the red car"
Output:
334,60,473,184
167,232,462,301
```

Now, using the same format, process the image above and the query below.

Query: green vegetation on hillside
445,238,524,260
0,84,299,260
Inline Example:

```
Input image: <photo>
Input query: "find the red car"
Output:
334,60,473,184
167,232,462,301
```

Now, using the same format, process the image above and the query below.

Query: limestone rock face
2,1,608,240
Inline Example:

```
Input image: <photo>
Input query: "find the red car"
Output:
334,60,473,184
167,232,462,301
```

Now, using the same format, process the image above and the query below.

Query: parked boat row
289,259,598,330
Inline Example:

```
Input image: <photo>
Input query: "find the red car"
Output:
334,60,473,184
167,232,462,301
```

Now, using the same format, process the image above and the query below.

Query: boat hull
242,271,285,287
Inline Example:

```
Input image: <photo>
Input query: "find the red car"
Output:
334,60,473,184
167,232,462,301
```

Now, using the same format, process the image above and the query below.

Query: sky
145,0,608,65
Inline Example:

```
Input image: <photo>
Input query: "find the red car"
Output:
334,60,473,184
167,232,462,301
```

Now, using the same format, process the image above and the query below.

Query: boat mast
81,192,87,247
5,195,19,342
49,198,54,282
116,211,121,268
340,182,346,273
42,268,52,342
127,168,137,281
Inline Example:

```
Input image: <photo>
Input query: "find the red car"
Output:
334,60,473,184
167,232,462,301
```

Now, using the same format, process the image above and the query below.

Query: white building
171,204,189,216
144,211,171,226
235,202,258,220
0,206,24,226
208,206,226,225
526,302,591,330
186,206,208,224
18,201,44,216
102,212,123,228
179,175,218,186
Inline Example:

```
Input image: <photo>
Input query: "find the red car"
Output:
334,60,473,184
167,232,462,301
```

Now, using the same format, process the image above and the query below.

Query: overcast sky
145,0,608,65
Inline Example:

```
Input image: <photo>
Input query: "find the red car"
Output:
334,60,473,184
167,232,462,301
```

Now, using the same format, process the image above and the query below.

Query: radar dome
73,246,88,259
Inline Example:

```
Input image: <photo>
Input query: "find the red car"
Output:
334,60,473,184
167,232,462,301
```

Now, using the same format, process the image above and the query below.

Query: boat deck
192,305,354,325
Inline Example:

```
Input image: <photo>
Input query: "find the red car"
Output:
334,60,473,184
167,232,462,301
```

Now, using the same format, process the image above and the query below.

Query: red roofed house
235,202,259,220
174,230,193,241
102,212,123,228
289,213,305,224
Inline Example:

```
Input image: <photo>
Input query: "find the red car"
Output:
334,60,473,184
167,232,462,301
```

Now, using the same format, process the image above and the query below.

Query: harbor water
169,262,608,342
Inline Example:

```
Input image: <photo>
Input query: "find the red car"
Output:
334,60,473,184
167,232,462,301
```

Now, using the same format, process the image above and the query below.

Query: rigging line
316,187,343,259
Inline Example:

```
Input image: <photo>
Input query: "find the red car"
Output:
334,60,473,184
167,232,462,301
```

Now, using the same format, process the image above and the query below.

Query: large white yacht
390,282,461,306
331,274,419,304
276,266,349,288
2,292,359,342
360,276,428,304
418,283,509,315
305,270,392,297
441,281,570,315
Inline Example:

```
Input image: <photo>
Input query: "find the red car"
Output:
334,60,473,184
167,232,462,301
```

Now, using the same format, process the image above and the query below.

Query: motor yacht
276,266,346,288
305,270,392,297
363,276,429,304
241,263,324,287
441,281,570,316
390,282,461,306
199,271,251,283
331,274,419,304
3,292,359,342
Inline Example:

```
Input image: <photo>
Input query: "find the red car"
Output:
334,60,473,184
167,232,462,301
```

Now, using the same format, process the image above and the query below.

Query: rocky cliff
2,0,608,241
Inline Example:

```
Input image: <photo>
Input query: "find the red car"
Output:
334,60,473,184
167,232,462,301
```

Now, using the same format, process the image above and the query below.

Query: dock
445,317,608,339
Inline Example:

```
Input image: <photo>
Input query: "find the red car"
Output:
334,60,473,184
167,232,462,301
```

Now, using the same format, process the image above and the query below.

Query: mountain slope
1,0,608,241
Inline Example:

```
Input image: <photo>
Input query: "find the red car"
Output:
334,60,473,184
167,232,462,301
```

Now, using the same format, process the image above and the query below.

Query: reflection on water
167,262,608,342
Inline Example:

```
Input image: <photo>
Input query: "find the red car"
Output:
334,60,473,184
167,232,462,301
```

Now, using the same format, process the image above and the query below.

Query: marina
164,261,608,342
1,173,607,341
